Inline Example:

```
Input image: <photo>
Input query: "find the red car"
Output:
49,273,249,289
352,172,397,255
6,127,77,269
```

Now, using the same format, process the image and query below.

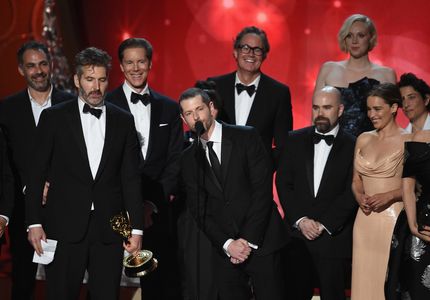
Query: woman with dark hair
384,75,430,299
351,83,410,299
399,72,430,133
315,14,396,136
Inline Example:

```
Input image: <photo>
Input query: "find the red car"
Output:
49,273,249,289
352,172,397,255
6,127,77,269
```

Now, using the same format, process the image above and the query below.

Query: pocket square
159,123,168,127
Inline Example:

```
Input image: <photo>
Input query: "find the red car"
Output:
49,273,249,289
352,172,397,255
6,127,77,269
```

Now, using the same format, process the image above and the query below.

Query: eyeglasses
237,44,264,56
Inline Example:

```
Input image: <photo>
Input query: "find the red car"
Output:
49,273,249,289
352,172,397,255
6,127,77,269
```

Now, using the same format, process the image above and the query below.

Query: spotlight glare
122,31,131,40
257,12,267,23
222,0,234,9
333,1,342,8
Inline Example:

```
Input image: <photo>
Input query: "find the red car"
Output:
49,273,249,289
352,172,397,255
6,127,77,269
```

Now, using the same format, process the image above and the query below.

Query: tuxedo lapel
245,73,266,127
317,131,344,196
305,129,315,197
66,100,93,180
95,104,116,181
145,90,160,160
220,131,232,186
223,74,237,124
192,142,222,191
20,93,37,130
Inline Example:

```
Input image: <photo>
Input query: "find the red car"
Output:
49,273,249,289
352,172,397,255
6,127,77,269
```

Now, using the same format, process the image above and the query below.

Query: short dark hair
178,88,211,112
17,40,51,65
74,47,112,77
398,73,430,111
368,83,402,109
118,38,153,62
194,80,222,111
233,26,270,58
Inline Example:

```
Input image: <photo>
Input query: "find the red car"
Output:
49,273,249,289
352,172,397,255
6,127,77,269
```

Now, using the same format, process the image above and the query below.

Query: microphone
194,121,206,137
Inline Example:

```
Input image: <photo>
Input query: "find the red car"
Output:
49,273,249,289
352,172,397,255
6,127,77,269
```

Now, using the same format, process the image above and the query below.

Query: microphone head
194,121,206,136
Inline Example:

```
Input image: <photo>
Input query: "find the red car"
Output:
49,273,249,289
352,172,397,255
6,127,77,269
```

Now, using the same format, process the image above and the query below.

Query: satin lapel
117,88,131,112
20,93,37,130
305,130,315,197
224,75,237,124
66,101,93,179
317,132,343,196
145,91,160,160
95,104,116,181
245,74,266,126
220,131,232,186
192,142,222,191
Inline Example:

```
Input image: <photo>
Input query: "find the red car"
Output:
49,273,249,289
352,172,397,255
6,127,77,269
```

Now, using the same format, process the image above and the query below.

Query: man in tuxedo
0,40,73,299
208,26,293,166
276,86,357,300
105,37,183,299
26,47,144,300
179,88,287,300
0,128,14,252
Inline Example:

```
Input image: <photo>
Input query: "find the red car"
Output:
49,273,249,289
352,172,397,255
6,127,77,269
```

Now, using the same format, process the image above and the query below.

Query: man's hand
123,234,142,255
298,218,322,240
28,227,47,256
143,203,154,229
42,181,50,205
0,217,7,238
227,238,251,263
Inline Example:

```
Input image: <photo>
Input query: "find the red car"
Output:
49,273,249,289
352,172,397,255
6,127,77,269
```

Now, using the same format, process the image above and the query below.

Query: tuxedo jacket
208,72,293,163
105,86,183,207
0,128,14,246
0,88,73,200
276,126,357,258
180,123,287,256
25,99,144,243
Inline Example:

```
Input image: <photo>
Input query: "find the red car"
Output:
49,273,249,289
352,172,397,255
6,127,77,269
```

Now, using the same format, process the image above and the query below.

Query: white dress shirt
28,85,53,126
122,81,151,159
405,113,430,133
234,73,260,126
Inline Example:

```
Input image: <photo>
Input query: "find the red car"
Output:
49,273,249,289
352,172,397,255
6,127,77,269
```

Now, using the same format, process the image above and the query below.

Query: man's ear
18,65,25,77
73,74,80,89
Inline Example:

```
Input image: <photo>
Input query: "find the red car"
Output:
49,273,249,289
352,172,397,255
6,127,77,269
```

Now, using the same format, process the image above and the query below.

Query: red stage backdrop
2,0,430,127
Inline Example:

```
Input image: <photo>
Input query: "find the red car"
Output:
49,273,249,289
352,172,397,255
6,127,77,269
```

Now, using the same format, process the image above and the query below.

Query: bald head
312,86,344,133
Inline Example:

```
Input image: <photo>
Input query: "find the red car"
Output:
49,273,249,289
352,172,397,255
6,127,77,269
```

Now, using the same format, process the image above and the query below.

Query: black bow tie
131,92,151,106
83,103,102,119
235,83,256,97
313,132,335,146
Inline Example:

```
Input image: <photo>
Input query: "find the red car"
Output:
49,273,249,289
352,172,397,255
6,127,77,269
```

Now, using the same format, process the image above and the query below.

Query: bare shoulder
412,129,430,142
356,130,376,147
315,60,347,89
371,63,396,83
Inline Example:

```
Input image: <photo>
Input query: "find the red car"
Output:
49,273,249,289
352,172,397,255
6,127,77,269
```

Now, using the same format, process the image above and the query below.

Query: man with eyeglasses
208,26,293,168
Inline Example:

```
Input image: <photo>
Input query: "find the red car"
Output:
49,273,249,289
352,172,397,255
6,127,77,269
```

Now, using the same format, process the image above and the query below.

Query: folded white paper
32,239,58,265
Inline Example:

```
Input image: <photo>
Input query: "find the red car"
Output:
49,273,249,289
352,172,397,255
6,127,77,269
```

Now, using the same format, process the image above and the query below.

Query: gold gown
351,149,404,300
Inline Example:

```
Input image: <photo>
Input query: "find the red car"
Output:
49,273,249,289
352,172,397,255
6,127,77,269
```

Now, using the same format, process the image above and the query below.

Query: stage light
333,1,342,8
256,11,267,23
304,28,311,35
122,31,131,40
222,0,234,9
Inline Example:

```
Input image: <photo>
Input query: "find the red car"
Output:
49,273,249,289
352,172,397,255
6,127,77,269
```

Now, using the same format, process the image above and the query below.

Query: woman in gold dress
351,83,410,299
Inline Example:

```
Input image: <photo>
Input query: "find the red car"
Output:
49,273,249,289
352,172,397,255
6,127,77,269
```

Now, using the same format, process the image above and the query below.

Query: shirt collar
201,120,222,146
78,97,105,112
28,85,53,107
315,123,339,138
122,81,150,101
234,73,261,89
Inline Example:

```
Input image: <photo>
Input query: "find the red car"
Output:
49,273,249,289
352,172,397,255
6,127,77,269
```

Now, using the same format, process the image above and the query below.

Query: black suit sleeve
272,85,293,165
275,135,303,226
0,128,14,219
158,105,183,198
318,142,357,233
120,117,145,231
239,129,274,245
25,109,55,225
